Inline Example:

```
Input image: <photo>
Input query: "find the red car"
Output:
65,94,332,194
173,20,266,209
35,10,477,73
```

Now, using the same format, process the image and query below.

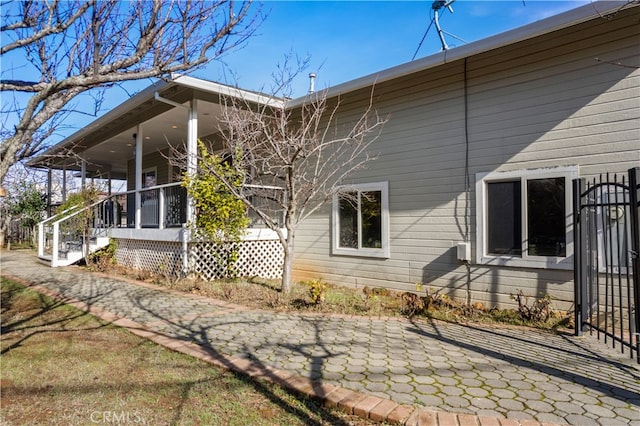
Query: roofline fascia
171,74,285,108
286,0,631,108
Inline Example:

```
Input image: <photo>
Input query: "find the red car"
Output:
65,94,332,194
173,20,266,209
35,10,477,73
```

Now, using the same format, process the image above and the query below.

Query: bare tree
0,0,260,184
188,72,388,293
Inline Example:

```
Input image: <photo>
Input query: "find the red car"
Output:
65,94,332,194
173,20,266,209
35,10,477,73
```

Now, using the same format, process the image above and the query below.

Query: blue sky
200,0,591,96
99,1,591,111
4,0,592,144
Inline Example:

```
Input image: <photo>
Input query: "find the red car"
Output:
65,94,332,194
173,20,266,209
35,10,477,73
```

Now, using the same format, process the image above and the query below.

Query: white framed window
332,181,390,258
142,167,157,188
476,166,578,270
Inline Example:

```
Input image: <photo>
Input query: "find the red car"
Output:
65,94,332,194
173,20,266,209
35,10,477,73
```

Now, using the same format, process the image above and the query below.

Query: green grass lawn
0,278,378,425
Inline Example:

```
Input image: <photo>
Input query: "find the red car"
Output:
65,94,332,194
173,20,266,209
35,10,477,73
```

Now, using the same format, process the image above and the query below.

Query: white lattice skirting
114,238,283,280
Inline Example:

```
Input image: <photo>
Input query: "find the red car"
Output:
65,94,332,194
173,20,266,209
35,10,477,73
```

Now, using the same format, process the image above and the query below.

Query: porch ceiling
29,83,225,180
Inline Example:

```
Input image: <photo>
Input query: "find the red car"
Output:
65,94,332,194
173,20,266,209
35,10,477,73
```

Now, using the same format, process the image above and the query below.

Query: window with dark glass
527,178,566,257
338,190,383,250
361,191,382,248
487,181,522,255
338,192,358,249
486,177,566,258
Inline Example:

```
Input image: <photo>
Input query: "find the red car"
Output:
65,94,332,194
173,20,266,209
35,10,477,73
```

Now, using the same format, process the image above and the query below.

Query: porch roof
27,75,282,179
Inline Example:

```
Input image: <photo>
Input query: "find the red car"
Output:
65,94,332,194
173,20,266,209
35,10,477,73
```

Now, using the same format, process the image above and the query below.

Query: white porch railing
38,181,285,268
38,183,187,266
123,182,188,229
38,198,111,267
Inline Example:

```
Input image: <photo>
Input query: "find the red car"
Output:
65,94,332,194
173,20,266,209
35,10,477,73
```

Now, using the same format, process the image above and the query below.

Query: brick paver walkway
2,250,639,425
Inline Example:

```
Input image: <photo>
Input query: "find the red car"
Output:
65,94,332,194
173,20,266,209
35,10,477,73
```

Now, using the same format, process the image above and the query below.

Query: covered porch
30,75,286,279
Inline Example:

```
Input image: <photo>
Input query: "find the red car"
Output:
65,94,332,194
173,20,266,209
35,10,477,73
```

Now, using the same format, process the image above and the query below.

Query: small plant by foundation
306,279,328,305
401,292,424,317
511,290,555,323
87,239,117,272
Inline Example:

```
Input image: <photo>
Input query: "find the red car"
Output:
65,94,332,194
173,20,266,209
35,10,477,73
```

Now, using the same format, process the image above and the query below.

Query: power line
412,13,435,61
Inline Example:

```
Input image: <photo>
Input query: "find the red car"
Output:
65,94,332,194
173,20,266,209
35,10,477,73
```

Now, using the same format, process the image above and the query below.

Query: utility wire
412,13,435,61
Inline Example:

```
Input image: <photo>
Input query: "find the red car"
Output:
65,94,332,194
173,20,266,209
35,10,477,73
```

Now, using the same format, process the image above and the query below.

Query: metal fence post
628,167,640,357
573,177,585,336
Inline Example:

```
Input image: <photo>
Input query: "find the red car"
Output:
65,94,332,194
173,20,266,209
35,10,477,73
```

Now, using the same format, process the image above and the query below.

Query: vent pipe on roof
308,73,316,94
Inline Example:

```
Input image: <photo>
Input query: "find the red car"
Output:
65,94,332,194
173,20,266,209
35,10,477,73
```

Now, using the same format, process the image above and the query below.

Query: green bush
306,279,328,305
183,141,249,278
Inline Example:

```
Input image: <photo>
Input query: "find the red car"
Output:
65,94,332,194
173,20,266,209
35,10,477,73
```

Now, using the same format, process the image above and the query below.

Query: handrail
50,194,117,227
37,182,186,263
39,204,83,226
116,181,184,196
244,183,284,191
51,195,118,265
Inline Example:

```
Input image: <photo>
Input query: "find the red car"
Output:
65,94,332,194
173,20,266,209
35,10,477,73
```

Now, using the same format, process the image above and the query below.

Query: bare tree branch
1,1,93,55
181,62,388,292
0,0,260,184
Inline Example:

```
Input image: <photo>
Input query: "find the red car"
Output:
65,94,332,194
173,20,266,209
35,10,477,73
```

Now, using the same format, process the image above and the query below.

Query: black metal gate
573,167,640,362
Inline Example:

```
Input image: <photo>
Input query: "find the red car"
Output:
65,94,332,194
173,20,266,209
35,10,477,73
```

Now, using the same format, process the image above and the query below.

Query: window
332,182,389,258
142,167,157,188
476,167,578,269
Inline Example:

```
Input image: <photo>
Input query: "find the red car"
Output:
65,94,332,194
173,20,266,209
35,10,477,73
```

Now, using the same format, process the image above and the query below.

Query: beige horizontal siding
291,7,639,311
126,148,172,190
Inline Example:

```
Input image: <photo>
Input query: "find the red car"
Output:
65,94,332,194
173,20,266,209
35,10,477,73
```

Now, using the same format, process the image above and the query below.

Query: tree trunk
31,224,37,249
0,221,6,248
280,231,295,293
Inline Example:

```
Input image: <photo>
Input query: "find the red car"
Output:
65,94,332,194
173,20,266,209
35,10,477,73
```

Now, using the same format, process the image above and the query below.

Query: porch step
38,250,85,267
39,237,110,267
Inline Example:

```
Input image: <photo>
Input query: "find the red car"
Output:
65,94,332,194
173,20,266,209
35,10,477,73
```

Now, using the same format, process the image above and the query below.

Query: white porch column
186,98,198,225
135,127,143,229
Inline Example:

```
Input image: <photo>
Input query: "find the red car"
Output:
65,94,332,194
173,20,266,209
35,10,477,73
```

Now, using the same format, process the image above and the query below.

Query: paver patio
1,250,638,425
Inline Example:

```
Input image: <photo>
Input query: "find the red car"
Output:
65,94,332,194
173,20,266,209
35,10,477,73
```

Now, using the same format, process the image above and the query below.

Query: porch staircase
37,236,111,267
37,199,114,267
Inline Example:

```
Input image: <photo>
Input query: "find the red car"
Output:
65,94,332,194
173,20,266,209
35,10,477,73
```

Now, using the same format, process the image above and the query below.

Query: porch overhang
27,75,283,178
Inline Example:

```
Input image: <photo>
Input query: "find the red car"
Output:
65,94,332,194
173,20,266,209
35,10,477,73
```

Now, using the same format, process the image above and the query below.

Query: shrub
183,141,249,278
307,279,328,305
87,239,117,271
401,292,425,317
511,290,554,323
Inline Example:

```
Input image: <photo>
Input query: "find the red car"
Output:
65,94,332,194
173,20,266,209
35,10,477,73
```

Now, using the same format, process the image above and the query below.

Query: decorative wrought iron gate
573,167,640,362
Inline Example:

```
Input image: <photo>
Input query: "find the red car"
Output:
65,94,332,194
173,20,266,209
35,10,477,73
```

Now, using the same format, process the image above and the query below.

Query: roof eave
287,0,631,107
27,75,286,168
26,78,172,167
171,74,285,108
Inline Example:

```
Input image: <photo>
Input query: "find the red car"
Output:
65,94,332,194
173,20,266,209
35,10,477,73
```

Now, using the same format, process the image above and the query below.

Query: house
31,1,639,310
